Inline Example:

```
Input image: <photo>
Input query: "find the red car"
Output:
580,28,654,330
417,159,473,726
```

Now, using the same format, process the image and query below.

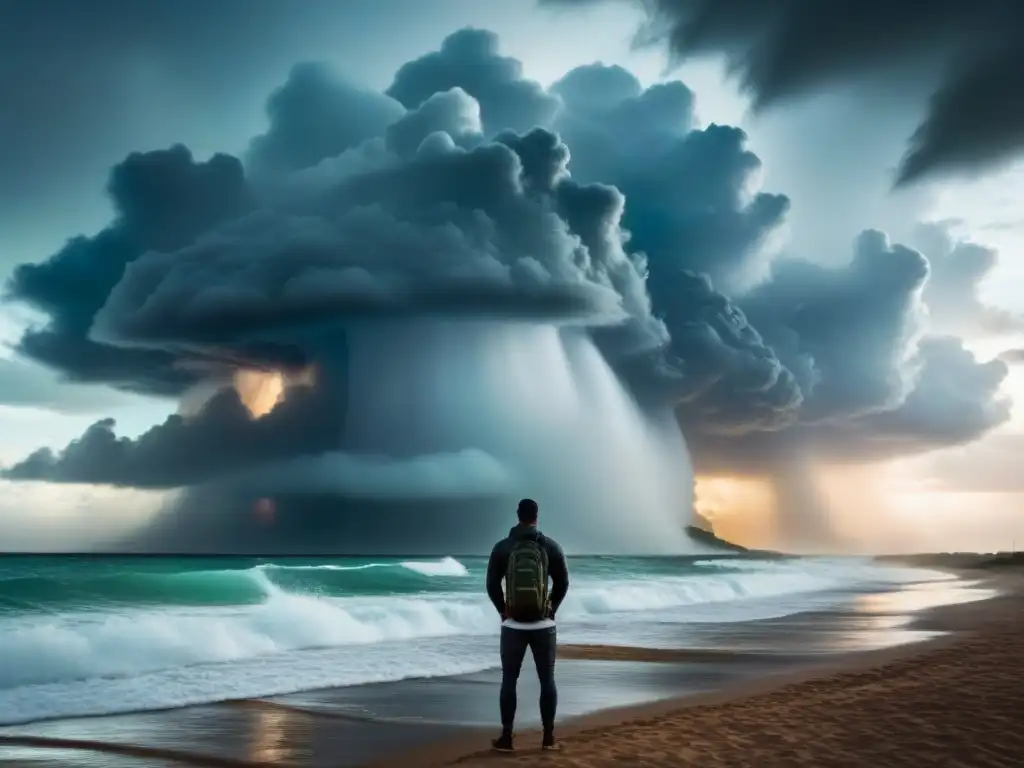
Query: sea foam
0,556,947,725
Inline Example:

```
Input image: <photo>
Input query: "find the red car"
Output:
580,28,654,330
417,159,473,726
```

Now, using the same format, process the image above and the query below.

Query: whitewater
0,554,951,726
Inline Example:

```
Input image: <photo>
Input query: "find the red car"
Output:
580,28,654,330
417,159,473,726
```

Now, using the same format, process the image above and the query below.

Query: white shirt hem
502,618,556,630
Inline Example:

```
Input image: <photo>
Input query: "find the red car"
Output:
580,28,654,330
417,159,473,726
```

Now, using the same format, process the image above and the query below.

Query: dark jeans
499,624,557,733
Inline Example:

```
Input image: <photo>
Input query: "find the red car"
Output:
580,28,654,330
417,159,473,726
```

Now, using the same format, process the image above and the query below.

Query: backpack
505,537,549,622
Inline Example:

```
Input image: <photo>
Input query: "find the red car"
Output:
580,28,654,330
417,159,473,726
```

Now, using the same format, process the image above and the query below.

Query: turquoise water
0,555,483,611
0,554,783,612
0,554,944,726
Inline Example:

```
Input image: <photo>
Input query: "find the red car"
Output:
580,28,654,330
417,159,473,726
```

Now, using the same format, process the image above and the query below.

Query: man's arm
546,539,569,617
485,540,507,617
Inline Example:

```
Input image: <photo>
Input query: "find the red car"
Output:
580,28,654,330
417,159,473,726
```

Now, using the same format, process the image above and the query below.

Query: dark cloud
5,145,254,395
897,45,1024,186
0,57,666,493
542,0,1024,186
386,28,561,136
679,229,1011,478
385,88,484,157
0,27,1012,547
551,63,698,167
742,230,929,424
690,336,1010,476
475,34,1007,469
247,63,405,176
698,335,1008,473
91,124,653,349
12,328,194,397
551,63,789,292
1,367,342,489
382,50,799,425
125,490,517,555
655,271,802,435
535,63,798,426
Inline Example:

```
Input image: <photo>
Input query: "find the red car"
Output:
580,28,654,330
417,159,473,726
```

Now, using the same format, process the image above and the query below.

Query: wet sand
0,565,1012,767
0,657,795,767
383,564,1024,768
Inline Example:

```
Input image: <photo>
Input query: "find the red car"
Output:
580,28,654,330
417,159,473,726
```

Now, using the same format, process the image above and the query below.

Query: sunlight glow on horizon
693,475,777,549
0,479,167,551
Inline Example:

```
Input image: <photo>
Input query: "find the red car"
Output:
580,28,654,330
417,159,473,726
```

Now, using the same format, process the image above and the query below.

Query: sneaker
491,733,515,753
542,732,561,751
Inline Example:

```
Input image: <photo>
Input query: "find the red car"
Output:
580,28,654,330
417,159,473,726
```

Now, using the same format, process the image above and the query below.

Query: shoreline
0,565,1012,767
368,566,1023,767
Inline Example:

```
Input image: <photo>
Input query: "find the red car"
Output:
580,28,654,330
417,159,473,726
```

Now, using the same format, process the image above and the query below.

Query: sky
1,0,1022,553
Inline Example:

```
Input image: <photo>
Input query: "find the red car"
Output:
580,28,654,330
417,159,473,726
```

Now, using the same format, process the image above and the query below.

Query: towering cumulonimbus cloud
0,27,1014,553
544,61,803,424
90,124,653,349
550,63,789,292
541,0,1024,186
742,230,930,426
539,52,1009,547
386,28,562,136
1,48,694,554
246,63,406,177
686,230,1010,469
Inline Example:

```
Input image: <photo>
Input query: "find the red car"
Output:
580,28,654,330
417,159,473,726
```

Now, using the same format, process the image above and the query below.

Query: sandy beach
1,559,1019,768
376,561,1024,768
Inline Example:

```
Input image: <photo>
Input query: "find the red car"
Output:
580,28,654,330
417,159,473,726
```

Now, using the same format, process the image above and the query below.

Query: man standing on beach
485,498,570,753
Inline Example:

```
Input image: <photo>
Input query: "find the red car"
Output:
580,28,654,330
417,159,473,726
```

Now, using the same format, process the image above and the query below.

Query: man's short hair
516,498,539,523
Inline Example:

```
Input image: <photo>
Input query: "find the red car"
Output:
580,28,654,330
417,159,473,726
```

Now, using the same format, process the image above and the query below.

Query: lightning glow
233,366,318,418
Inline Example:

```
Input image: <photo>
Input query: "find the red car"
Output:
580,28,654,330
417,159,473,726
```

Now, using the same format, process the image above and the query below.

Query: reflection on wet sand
249,707,293,765
854,578,997,615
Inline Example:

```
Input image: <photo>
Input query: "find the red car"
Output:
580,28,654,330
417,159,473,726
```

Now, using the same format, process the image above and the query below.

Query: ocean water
0,554,950,726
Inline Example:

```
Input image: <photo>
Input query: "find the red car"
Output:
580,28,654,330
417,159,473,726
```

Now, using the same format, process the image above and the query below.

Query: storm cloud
2,372,340,489
742,230,929,425
682,229,1010,474
247,63,405,177
542,0,1024,186
387,28,561,136
695,336,1008,473
651,271,802,436
5,145,254,395
0,27,1014,553
91,125,650,348
551,63,789,292
547,62,800,425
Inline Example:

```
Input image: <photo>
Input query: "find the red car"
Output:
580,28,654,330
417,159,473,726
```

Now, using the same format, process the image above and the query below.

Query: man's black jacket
486,524,570,619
